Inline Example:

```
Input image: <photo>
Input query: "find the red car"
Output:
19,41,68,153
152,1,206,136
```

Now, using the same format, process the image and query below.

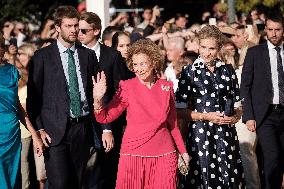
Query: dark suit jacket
241,42,274,127
27,42,100,146
99,44,123,110
97,44,134,131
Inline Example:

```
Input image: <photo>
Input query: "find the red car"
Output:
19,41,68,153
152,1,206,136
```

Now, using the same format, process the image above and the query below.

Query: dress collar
192,56,225,70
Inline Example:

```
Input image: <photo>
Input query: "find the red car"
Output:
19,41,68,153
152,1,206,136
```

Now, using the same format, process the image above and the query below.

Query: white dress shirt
165,63,179,92
57,40,89,117
267,40,284,104
83,41,101,60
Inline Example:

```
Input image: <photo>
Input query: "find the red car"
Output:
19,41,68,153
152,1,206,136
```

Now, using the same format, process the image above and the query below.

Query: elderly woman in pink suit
93,39,190,189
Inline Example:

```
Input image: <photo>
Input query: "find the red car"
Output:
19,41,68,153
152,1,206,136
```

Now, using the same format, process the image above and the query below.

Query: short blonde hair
197,25,223,49
126,39,165,74
18,43,37,57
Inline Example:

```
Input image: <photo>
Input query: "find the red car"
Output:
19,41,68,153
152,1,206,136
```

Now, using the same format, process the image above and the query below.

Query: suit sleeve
26,51,44,131
112,51,124,91
227,64,241,108
240,48,255,122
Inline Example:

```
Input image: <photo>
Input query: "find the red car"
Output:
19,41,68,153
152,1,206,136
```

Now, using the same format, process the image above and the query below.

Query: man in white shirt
79,12,127,189
241,12,284,189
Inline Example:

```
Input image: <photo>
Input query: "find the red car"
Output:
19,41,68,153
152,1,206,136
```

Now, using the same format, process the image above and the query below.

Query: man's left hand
102,132,114,153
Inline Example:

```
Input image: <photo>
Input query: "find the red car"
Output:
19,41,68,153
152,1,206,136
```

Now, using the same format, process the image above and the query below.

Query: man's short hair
102,26,119,43
265,12,284,26
80,12,102,31
53,6,80,26
143,6,152,13
175,13,187,20
80,12,102,38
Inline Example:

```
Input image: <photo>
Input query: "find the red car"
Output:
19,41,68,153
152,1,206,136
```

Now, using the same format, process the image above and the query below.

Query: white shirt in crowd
267,40,284,104
83,41,101,60
165,63,179,93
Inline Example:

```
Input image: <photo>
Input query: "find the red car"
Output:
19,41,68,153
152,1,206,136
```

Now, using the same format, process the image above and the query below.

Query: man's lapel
262,42,273,96
76,43,88,93
52,42,68,94
99,44,106,65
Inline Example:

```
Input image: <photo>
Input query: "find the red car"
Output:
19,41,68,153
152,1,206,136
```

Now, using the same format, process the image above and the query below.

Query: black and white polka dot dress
176,57,245,189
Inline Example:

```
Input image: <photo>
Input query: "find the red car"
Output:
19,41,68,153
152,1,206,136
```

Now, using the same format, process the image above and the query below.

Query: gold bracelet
94,106,103,113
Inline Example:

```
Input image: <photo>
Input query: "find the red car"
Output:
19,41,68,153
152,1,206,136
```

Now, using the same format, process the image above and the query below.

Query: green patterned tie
66,48,81,117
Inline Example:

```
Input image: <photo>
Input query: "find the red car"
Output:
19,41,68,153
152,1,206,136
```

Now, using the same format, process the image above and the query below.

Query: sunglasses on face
79,28,93,34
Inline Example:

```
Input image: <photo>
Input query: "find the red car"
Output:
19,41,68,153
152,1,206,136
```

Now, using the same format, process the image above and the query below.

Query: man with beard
27,6,99,189
241,12,284,189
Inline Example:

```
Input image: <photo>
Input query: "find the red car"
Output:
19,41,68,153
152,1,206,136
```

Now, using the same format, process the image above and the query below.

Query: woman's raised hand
92,71,107,100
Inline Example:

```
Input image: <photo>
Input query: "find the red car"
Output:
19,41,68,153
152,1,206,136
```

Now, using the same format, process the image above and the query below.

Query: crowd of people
0,2,284,189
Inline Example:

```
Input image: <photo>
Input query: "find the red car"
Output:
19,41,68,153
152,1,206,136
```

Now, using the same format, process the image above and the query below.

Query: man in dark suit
241,12,284,189
27,6,99,189
78,12,131,189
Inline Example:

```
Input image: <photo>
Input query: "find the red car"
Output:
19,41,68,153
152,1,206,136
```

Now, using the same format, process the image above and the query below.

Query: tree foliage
235,0,283,13
0,0,77,26
0,0,42,24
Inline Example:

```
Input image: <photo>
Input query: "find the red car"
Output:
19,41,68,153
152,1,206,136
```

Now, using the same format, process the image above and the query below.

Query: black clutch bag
224,99,234,116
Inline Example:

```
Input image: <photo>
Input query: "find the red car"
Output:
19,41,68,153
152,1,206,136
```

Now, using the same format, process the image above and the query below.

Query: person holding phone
176,25,245,188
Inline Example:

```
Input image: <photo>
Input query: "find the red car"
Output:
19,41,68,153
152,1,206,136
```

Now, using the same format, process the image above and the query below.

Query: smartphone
9,38,17,47
246,24,254,41
209,18,217,26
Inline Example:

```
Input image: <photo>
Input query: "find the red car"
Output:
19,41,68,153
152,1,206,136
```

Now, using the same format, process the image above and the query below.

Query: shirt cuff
103,130,112,133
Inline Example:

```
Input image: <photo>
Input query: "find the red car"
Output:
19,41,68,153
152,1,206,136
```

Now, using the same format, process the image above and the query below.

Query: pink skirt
115,152,178,189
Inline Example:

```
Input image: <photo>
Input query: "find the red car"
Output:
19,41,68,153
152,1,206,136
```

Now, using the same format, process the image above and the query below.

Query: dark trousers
44,119,92,189
83,147,120,189
83,147,104,189
83,117,124,189
257,107,284,189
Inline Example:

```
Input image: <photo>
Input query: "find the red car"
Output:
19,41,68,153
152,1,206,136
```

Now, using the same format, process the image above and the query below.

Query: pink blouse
95,77,186,156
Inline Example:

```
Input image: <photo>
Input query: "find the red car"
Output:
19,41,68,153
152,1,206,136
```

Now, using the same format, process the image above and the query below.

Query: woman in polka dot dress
176,25,245,189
